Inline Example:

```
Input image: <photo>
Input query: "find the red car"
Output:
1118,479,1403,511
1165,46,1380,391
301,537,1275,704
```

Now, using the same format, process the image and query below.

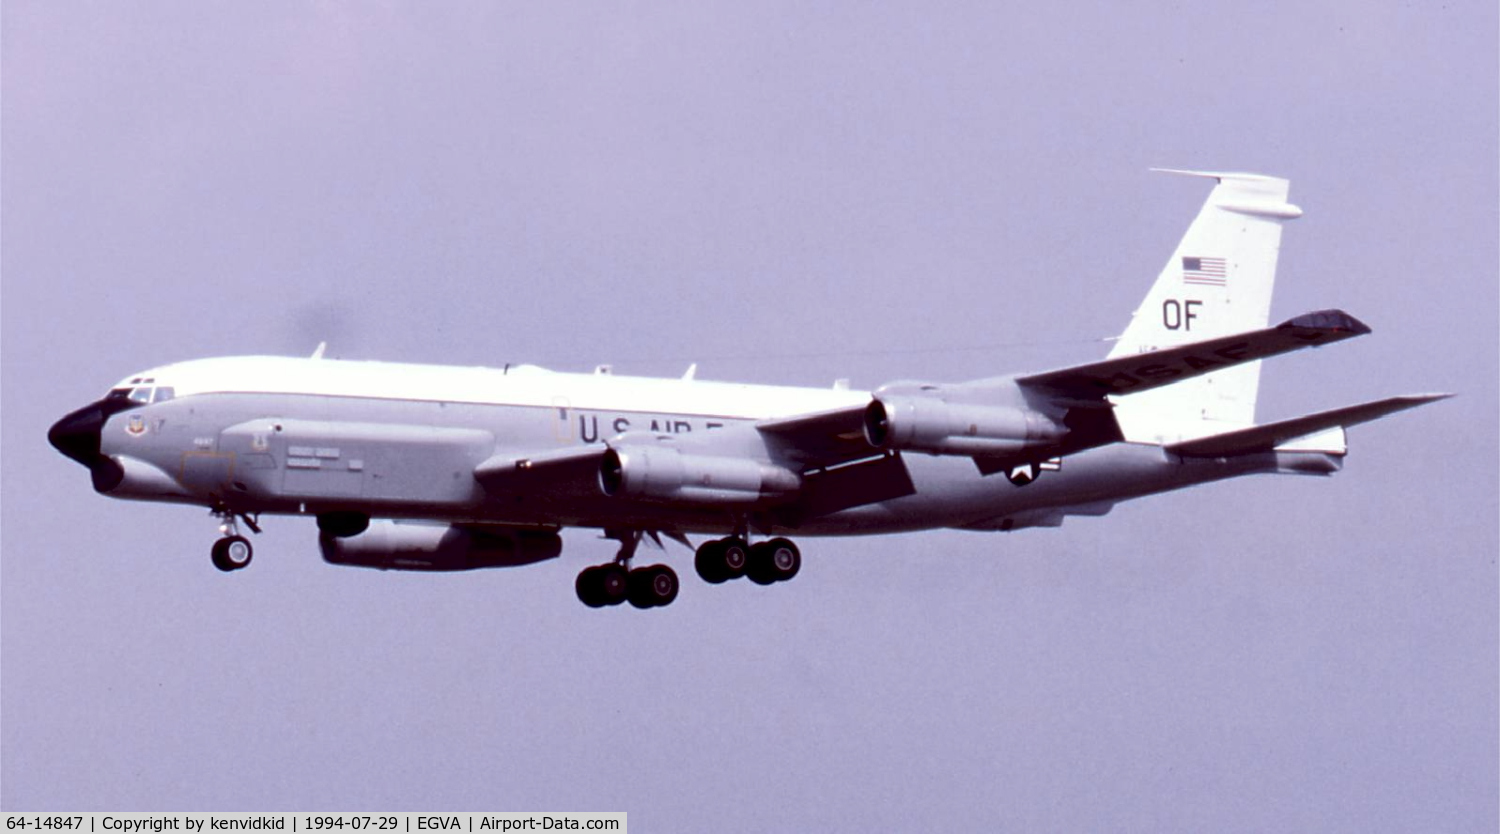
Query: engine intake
320,521,562,571
600,446,800,505
864,397,1066,456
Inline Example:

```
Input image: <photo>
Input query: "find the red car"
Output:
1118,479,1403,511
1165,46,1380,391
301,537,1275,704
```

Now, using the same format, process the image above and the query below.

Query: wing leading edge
1015,309,1370,405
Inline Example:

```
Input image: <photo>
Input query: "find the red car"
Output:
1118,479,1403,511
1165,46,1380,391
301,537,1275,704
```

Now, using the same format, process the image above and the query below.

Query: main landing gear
695,536,800,586
209,506,261,572
575,530,680,609
574,530,803,610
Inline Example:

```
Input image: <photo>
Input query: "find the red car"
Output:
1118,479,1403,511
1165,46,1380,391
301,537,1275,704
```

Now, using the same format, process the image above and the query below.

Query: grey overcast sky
3,2,1496,830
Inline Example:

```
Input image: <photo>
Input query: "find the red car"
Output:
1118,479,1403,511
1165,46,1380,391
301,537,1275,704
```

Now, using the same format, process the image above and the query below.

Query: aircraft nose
48,403,107,467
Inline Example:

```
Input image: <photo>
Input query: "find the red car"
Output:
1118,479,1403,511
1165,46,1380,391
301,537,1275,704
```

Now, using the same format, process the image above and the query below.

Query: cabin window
129,387,153,403
153,386,175,403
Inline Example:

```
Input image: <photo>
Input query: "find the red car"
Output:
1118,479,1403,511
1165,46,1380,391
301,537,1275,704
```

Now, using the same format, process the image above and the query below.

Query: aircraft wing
1015,309,1370,405
1165,393,1452,457
476,403,880,492
755,404,873,466
753,407,921,516
471,402,917,518
473,444,608,501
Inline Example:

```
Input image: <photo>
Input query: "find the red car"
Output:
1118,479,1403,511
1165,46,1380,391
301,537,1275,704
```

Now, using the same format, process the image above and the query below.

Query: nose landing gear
211,535,253,572
210,506,260,572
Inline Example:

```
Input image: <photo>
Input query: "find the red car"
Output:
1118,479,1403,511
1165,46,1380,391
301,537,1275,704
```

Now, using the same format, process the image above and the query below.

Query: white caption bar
2,814,625,834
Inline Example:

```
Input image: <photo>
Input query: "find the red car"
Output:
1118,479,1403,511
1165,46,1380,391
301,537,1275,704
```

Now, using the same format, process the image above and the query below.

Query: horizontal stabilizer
1166,393,1452,458
1017,309,1370,404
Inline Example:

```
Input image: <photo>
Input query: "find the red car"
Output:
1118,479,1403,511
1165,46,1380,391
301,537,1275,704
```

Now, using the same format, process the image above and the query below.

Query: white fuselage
83,355,1320,539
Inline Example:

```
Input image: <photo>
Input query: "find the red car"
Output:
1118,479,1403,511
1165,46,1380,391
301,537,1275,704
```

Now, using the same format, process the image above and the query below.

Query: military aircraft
48,170,1446,609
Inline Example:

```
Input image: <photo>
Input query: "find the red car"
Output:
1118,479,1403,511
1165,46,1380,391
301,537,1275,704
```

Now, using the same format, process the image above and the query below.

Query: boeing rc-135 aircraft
49,171,1446,609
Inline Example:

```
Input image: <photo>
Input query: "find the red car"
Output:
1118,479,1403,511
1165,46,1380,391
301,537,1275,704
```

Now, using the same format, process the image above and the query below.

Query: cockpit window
106,385,174,404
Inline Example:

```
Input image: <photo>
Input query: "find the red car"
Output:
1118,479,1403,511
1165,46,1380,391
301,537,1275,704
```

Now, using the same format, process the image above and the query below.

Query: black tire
651,565,679,606
629,564,679,609
746,543,777,585
317,512,370,538
720,537,749,579
765,537,800,581
212,535,253,571
695,541,728,584
596,564,629,606
576,566,605,607
748,538,800,584
211,540,235,573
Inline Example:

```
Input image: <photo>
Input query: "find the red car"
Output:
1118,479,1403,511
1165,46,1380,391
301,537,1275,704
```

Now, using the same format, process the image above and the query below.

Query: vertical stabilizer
1109,170,1303,443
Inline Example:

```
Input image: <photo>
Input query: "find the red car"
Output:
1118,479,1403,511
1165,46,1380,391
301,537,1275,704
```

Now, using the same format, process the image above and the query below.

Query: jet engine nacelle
320,521,562,571
599,446,801,505
864,397,1066,456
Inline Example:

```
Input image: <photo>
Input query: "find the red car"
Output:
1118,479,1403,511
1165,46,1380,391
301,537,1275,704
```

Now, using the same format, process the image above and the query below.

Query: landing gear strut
575,530,680,609
210,506,260,572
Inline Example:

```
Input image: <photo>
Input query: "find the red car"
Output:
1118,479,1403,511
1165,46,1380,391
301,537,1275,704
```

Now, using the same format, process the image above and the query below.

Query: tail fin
1109,170,1304,443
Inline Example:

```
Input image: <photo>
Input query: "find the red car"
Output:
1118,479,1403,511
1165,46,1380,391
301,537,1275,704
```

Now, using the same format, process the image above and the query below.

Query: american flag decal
1182,256,1227,286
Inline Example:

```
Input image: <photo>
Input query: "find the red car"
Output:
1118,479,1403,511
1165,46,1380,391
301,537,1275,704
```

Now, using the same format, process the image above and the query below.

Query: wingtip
1282,309,1372,336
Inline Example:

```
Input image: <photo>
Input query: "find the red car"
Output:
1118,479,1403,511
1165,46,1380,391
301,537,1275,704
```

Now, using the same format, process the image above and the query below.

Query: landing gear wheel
576,567,604,607
627,564,681,609
628,564,680,609
720,538,749,580
695,541,727,584
597,564,629,604
576,563,630,607
211,535,253,572
695,538,749,584
747,538,800,585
